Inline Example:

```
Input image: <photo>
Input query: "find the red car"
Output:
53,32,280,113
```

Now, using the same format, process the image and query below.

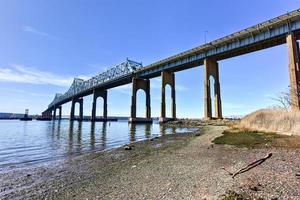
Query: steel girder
48,59,142,108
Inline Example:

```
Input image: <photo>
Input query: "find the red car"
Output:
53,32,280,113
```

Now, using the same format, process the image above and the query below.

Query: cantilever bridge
43,9,300,123
48,59,143,109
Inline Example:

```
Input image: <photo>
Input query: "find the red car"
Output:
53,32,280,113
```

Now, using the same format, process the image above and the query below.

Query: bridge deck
137,9,300,78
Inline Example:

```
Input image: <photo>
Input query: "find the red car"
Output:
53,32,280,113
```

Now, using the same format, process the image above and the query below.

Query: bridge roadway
43,9,300,123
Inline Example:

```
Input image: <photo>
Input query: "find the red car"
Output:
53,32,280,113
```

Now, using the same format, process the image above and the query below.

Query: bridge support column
129,77,152,123
287,33,300,111
48,110,52,119
70,98,83,121
160,71,176,123
58,106,62,120
91,89,107,121
52,107,56,120
204,58,222,119
52,106,62,120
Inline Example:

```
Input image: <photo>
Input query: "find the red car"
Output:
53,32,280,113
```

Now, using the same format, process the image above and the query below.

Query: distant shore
0,121,300,199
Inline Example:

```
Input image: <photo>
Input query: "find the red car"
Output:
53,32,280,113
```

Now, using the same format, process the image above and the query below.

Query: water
0,120,193,171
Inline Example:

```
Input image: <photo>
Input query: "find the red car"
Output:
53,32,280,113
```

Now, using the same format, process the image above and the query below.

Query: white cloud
22,25,58,40
0,65,80,86
77,75,92,80
0,64,188,95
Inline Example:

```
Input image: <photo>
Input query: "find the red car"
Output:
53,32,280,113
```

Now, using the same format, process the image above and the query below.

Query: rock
123,145,132,150
26,174,32,177
257,183,262,187
195,133,201,137
222,190,247,199
296,172,300,177
249,185,259,192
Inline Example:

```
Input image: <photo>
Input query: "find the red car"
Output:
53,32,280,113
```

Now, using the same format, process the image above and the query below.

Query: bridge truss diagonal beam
47,59,143,109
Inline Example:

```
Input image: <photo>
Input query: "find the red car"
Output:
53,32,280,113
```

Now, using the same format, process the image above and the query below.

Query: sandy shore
1,125,300,199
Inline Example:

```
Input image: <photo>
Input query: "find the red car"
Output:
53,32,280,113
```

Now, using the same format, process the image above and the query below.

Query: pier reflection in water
0,120,194,170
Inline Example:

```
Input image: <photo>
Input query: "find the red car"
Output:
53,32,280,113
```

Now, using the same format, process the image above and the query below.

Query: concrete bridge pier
287,33,300,111
70,98,83,121
204,58,222,119
58,106,62,120
52,107,56,120
160,71,176,123
129,77,152,123
52,106,62,120
91,89,108,121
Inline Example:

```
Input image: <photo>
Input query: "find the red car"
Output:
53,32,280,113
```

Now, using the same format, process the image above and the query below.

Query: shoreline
0,127,200,199
0,124,198,174
1,124,300,199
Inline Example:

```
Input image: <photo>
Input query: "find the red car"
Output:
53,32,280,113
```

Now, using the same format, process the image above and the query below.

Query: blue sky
0,0,298,118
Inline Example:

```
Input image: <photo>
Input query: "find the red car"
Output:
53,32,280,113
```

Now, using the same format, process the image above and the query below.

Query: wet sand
1,125,300,199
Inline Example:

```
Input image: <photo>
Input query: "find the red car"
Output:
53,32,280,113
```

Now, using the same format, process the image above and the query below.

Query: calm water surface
0,120,193,171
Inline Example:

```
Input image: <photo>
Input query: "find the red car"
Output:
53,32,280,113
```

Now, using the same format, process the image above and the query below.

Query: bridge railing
48,59,143,108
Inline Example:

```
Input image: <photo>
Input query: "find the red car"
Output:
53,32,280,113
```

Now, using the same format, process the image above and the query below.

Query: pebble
249,186,259,192
123,145,132,150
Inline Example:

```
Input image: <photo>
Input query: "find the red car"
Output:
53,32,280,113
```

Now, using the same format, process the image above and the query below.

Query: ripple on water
0,120,194,171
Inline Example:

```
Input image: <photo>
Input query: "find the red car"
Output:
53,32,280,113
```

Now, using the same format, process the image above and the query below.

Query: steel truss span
48,59,143,108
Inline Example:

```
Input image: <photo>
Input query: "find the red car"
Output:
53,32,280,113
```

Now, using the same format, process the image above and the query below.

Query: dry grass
238,108,300,135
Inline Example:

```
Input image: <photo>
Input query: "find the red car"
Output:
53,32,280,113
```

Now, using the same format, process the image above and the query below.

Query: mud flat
1,121,300,199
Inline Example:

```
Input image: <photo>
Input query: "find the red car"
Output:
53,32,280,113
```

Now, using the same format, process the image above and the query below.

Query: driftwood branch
222,153,272,178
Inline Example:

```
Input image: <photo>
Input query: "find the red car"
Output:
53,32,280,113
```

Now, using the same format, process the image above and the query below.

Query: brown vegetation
238,108,300,135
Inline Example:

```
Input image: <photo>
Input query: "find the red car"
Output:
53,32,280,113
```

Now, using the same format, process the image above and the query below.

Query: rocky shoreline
0,121,300,199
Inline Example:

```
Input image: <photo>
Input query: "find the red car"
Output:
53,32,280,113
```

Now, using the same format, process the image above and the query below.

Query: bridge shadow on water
48,120,182,157
0,119,194,170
